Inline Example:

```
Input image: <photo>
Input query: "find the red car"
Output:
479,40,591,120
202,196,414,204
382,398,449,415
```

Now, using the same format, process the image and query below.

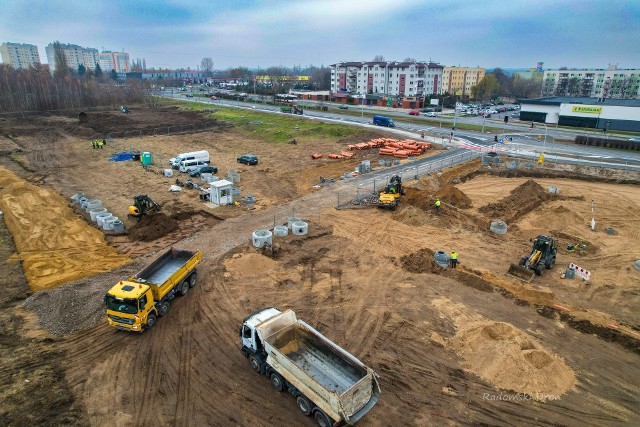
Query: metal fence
335,150,481,208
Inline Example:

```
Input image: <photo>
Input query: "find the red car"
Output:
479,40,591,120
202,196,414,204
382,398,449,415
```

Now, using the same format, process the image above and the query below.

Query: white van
169,150,210,169
179,159,209,173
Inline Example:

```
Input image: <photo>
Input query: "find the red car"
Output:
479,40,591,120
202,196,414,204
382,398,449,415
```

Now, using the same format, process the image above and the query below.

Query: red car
408,110,420,116
210,95,218,100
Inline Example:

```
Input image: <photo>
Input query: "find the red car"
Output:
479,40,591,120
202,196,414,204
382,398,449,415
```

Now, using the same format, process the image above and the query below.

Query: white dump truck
240,307,381,426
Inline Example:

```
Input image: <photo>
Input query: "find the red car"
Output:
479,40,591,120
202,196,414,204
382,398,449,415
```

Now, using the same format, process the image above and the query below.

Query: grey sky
0,0,638,70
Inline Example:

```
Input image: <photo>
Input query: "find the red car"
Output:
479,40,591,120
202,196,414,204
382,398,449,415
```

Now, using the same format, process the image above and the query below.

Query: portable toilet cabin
209,179,234,205
141,152,153,165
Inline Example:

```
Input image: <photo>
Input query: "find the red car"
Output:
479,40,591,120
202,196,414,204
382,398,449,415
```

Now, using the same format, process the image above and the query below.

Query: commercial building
519,96,640,132
541,65,639,99
330,61,443,98
440,67,485,97
45,43,99,72
0,42,41,69
99,51,130,73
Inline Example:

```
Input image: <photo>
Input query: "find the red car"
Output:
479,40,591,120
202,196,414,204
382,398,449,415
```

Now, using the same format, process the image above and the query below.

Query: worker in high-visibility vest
435,198,441,214
450,251,458,268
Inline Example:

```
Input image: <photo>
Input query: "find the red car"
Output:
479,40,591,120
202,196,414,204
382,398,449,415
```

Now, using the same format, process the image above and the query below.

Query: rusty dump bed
271,326,367,394
134,248,197,285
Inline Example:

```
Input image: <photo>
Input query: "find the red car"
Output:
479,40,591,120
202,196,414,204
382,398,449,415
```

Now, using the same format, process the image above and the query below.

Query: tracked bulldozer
128,195,161,219
507,235,557,282
378,175,404,210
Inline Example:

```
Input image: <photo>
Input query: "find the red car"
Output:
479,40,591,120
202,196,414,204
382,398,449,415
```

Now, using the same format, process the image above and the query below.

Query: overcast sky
1,0,638,71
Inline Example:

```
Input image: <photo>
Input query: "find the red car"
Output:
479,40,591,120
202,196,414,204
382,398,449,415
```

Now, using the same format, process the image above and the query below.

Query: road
160,90,640,172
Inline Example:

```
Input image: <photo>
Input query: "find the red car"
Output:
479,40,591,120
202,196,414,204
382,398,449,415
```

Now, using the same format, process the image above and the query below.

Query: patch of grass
181,102,362,144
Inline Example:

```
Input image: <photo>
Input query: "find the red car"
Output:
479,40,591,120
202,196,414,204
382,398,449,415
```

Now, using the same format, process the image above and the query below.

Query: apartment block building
45,42,99,72
440,67,485,97
330,61,443,97
541,65,639,99
0,42,41,69
99,51,130,73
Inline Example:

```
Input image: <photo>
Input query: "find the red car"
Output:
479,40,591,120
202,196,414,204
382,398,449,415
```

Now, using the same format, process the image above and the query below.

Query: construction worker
420,131,425,139
434,198,441,214
102,138,107,146
91,140,96,149
450,251,458,268
97,139,103,149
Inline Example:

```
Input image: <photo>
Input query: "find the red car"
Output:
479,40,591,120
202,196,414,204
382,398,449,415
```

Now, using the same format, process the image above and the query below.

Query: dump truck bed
132,248,201,300
257,310,380,424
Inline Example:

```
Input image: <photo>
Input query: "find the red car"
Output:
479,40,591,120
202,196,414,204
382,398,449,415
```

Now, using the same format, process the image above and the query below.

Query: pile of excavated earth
0,105,639,426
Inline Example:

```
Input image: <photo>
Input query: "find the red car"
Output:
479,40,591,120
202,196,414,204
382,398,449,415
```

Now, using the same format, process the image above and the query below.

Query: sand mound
128,213,179,241
224,253,280,278
0,167,130,291
451,321,575,398
400,248,439,273
435,185,472,209
478,179,553,223
393,205,431,226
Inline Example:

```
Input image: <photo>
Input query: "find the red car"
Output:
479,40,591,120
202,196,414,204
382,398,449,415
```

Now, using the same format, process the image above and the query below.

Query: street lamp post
541,122,548,153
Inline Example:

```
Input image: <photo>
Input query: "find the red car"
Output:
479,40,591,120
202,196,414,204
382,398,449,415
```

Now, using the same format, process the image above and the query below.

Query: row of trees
471,68,541,101
0,42,149,113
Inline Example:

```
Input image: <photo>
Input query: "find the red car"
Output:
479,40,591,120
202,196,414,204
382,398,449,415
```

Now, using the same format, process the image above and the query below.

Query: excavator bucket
507,264,535,283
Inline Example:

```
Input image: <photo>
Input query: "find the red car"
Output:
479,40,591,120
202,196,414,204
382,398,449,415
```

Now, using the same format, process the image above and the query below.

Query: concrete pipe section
71,193,85,202
252,229,273,248
86,200,102,212
434,250,450,268
90,208,107,222
490,220,508,235
287,217,300,229
96,213,112,228
292,221,308,236
547,187,560,194
78,198,89,209
634,260,640,272
111,220,125,234
103,216,119,231
273,225,288,237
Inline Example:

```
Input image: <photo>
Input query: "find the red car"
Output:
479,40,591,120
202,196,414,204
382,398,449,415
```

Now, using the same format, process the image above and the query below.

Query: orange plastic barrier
311,153,323,159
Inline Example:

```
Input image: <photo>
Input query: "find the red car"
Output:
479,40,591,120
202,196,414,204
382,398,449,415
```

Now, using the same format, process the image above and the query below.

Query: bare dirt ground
1,105,639,426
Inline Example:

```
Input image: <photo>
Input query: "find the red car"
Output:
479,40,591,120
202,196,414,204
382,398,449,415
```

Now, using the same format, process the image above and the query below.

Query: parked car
180,88,187,91
408,110,420,116
210,95,218,100
185,94,194,98
511,112,520,118
421,108,433,113
237,154,259,165
425,112,437,117
628,137,640,142
189,165,218,177
338,105,348,109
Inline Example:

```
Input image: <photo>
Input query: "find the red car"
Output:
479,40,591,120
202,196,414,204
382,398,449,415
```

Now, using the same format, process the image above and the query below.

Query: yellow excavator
128,195,161,219
507,235,557,282
378,175,404,210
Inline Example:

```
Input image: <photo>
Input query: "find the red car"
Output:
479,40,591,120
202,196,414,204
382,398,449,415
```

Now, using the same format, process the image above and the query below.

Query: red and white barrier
569,263,591,280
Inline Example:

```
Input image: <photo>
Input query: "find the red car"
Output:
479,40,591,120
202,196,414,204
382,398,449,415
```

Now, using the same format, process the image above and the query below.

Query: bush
575,135,639,151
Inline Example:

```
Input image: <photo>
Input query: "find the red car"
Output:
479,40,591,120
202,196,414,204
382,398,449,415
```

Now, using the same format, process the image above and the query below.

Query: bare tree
372,55,385,62
201,57,214,77
53,41,70,80
403,57,416,62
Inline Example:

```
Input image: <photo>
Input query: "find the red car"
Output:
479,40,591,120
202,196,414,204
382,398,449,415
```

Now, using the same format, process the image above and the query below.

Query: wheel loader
128,195,161,219
507,235,557,282
378,175,404,210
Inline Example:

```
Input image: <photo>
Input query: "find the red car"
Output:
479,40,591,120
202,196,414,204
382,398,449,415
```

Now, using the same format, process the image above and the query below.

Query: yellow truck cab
105,248,201,332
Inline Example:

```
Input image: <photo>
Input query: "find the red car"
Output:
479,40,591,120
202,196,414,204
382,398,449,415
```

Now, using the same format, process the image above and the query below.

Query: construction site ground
1,105,639,426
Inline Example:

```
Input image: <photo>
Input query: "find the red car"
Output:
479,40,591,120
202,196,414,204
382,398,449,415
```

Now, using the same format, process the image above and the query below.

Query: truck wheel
535,265,544,276
179,280,189,296
296,395,312,416
270,373,285,392
547,258,555,269
158,301,170,317
146,313,157,329
249,355,261,372
314,410,332,427
188,273,197,288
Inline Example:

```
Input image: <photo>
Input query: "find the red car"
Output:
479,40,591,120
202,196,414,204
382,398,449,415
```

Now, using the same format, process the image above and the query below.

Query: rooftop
519,97,640,107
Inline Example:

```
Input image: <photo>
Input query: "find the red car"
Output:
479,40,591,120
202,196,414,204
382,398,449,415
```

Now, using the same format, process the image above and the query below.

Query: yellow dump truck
241,308,381,426
105,247,202,332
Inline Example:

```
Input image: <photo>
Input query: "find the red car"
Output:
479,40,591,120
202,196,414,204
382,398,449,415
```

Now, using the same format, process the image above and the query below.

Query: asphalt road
160,91,640,172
